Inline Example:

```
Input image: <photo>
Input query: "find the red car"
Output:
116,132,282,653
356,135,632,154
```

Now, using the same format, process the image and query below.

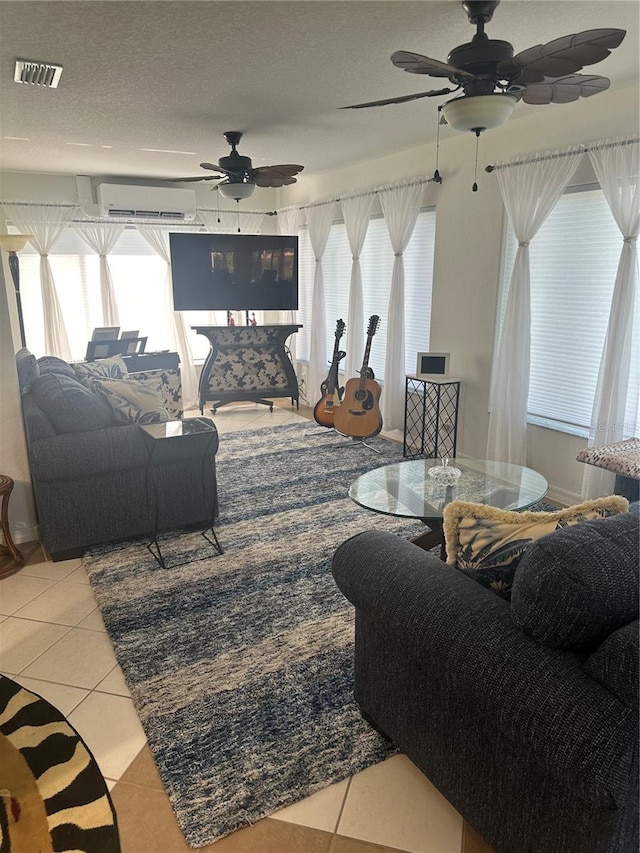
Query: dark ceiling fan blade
252,164,304,178
391,50,477,79
497,29,626,82
199,161,233,175
340,87,455,109
254,175,298,188
166,175,222,183
518,73,611,105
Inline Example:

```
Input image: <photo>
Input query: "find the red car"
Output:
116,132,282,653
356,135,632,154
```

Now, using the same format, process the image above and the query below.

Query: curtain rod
197,207,277,216
1,200,277,219
280,174,438,212
485,136,640,173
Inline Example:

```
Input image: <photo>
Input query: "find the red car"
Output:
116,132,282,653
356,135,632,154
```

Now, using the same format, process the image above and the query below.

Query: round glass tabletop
349,458,549,523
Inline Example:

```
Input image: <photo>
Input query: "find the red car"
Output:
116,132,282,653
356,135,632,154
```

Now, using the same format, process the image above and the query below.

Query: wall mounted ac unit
96,184,196,221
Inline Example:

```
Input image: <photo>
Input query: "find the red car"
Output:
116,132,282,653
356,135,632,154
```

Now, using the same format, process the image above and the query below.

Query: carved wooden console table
193,324,302,413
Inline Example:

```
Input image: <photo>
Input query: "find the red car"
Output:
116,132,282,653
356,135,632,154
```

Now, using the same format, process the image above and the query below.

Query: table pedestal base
410,522,446,560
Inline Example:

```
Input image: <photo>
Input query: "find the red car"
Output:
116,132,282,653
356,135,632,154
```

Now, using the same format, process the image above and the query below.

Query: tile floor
0,401,494,853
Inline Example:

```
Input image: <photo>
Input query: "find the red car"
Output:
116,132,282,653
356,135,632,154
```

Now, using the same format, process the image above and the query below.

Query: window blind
500,187,639,437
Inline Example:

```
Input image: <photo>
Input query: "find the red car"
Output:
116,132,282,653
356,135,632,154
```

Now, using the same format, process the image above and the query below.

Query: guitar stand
306,426,340,437
332,436,382,454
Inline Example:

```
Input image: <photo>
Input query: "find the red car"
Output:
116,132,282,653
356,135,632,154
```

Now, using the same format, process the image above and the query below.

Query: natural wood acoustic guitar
313,319,346,428
333,315,383,439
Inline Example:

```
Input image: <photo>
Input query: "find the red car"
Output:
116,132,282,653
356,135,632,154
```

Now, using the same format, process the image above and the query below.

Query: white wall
281,82,640,504
0,83,638,543
0,171,278,213
0,229,39,544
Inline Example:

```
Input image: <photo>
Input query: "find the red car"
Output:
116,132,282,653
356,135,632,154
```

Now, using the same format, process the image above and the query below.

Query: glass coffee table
349,458,549,558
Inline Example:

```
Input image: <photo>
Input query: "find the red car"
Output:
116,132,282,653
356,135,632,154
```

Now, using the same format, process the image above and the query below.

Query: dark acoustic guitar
333,315,383,439
313,319,346,428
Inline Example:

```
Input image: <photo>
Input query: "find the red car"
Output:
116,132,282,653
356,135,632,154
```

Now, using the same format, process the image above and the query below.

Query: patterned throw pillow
74,355,128,388
442,496,630,601
90,376,169,425
128,369,183,419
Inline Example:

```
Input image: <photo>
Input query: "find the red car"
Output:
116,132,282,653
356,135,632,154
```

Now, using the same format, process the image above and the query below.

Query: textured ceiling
0,0,638,185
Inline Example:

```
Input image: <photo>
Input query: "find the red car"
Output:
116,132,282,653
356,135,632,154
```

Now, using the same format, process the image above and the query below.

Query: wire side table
140,418,223,569
403,376,461,460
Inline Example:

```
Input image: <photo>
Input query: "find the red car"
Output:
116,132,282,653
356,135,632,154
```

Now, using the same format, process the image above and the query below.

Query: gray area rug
83,422,426,847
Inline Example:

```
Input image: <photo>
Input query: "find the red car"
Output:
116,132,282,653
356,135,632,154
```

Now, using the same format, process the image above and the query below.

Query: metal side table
403,375,461,460
139,418,223,569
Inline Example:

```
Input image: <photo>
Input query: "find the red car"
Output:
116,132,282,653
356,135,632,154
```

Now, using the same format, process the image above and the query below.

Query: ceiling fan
341,0,626,136
170,131,304,200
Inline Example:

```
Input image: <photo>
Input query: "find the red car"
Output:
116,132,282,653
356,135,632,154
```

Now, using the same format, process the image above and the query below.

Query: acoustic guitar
313,319,346,428
333,315,383,439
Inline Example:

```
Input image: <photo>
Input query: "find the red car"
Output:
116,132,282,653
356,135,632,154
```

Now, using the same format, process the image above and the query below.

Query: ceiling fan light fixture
442,93,517,133
217,181,256,201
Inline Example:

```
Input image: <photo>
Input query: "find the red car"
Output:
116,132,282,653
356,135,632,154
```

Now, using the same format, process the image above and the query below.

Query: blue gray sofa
16,349,218,560
332,507,639,853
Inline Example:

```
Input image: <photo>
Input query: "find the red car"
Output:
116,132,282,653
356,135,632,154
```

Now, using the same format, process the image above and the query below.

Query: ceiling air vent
14,59,63,88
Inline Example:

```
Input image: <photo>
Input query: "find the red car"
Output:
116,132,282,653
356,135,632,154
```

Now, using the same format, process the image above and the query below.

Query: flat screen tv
169,232,298,311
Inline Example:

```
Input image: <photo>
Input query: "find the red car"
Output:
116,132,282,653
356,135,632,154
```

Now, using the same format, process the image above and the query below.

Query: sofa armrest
27,425,150,480
332,530,637,803
21,393,57,441
333,530,516,653
584,620,639,709
28,419,219,482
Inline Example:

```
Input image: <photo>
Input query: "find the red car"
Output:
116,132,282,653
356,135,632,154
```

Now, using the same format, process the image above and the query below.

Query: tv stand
193,325,302,414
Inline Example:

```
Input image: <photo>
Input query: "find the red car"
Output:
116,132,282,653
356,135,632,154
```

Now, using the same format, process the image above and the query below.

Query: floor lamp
0,234,33,349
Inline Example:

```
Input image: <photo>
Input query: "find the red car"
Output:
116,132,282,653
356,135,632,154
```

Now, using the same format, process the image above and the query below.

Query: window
499,186,640,437
18,227,178,360
296,209,436,381
182,309,230,361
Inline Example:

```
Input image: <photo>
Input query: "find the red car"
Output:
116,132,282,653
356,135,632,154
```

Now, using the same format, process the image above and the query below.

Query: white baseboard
546,485,582,508
7,524,40,546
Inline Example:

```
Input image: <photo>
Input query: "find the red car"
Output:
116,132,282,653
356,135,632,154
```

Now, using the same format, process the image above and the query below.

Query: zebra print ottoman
0,674,120,852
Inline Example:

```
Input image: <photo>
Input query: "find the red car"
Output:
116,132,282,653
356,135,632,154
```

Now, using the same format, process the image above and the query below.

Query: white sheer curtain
341,194,374,382
137,225,199,409
378,184,424,431
199,209,235,233
486,150,582,464
305,202,337,405
582,139,640,497
278,206,303,359
74,222,124,325
198,208,265,234
3,203,77,358
277,206,301,237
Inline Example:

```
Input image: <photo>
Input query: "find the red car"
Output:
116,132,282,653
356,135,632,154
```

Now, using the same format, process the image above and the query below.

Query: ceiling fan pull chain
236,200,241,233
433,107,442,183
472,130,480,193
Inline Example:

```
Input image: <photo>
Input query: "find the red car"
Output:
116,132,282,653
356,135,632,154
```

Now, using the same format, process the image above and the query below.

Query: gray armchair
332,509,639,853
